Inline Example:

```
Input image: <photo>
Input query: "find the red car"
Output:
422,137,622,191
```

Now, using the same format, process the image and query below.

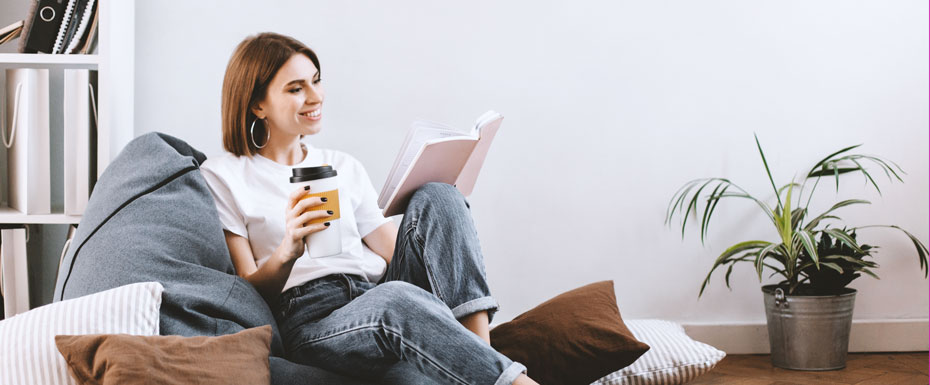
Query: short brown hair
221,32,321,156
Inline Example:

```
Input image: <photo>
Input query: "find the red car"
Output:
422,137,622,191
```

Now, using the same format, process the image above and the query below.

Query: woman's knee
409,182,467,211
369,281,452,319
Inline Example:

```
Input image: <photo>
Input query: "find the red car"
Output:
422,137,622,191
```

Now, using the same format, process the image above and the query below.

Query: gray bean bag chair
53,132,436,385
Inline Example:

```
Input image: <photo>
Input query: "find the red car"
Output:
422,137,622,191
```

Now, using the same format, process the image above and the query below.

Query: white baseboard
681,319,929,354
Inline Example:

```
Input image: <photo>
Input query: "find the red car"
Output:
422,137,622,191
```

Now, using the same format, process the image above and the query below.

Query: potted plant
665,135,928,370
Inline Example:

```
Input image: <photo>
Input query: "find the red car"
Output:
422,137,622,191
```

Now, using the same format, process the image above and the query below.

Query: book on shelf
378,110,503,217
63,69,98,215
4,68,51,215
1,226,30,318
0,20,24,46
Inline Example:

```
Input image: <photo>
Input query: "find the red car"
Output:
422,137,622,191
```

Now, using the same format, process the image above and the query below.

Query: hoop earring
250,118,270,149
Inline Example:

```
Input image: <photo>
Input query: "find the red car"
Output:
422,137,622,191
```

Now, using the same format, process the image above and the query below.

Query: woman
200,32,538,385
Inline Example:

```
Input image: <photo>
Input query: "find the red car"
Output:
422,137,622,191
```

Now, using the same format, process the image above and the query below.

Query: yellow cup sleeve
299,189,341,224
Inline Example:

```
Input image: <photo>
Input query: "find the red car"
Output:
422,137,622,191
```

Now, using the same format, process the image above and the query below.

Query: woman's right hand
278,186,333,262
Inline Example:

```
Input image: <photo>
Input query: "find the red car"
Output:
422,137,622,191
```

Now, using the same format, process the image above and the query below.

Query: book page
379,121,471,207
473,110,500,132
382,138,478,216
455,112,502,196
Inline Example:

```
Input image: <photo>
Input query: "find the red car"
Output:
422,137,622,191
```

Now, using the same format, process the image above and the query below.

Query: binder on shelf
19,0,69,53
4,68,51,215
78,4,99,54
17,0,98,54
63,69,98,215
63,0,97,54
0,226,29,317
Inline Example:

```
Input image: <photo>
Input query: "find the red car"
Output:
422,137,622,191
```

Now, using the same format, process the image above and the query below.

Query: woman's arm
363,222,398,265
225,230,298,306
226,187,332,306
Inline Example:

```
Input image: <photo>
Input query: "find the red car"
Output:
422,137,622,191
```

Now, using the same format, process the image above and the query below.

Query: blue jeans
276,183,527,385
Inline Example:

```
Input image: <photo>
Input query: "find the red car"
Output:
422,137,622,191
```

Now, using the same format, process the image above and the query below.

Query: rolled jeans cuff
494,361,527,385
451,296,499,322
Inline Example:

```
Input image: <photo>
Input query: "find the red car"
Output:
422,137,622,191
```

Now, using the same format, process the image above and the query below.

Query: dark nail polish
321,197,328,202
304,186,310,191
327,210,334,215
324,222,331,226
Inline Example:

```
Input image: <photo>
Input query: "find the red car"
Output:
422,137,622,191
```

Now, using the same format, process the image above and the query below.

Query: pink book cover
381,112,503,217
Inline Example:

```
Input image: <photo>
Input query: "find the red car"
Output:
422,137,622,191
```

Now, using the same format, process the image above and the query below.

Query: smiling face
252,53,324,138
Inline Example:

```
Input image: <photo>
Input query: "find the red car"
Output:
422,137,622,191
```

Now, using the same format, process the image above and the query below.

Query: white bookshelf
0,207,81,224
0,0,133,225
0,53,99,65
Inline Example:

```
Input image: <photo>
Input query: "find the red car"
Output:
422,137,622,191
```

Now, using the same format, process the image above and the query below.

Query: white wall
134,1,928,346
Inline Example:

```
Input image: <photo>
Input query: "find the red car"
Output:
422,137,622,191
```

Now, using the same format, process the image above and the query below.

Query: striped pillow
593,319,726,385
0,281,163,385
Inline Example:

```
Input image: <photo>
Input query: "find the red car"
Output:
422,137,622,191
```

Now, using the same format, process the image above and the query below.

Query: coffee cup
290,165,342,258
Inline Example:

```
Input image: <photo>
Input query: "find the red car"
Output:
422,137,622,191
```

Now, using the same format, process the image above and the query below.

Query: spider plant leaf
797,230,819,268
715,240,771,265
807,167,859,178
754,133,783,210
699,241,771,298
682,179,717,239
667,179,699,226
798,261,816,270
766,263,788,277
827,255,876,267
821,262,844,274
806,144,862,178
756,243,780,281
778,183,795,248
833,163,841,192
702,184,729,243
717,192,777,226
862,155,901,183
699,269,716,298
824,228,865,253
666,180,697,226
805,215,842,231
777,182,803,199
791,208,807,231
700,182,726,245
804,200,870,231
852,225,927,277
888,225,929,277
884,158,906,180
674,180,710,223
849,158,881,195
860,268,880,280
724,263,734,289
767,265,790,279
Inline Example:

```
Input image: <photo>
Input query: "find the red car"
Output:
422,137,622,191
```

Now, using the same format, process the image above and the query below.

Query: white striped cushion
0,281,163,385
593,319,726,385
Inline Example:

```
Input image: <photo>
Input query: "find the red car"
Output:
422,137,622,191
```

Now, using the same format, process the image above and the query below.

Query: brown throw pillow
54,325,272,385
490,280,649,385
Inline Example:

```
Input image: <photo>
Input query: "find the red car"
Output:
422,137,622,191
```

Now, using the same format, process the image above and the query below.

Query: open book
378,110,503,217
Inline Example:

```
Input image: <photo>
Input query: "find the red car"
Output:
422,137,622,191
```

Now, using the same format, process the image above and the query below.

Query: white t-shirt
200,139,394,293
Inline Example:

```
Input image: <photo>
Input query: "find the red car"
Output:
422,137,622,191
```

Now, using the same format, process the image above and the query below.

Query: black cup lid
290,166,337,183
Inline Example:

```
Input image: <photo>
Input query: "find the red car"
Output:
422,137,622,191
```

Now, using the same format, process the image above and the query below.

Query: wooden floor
690,352,928,384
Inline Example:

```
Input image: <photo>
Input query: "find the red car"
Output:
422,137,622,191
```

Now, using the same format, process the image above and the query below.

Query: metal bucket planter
761,284,857,370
